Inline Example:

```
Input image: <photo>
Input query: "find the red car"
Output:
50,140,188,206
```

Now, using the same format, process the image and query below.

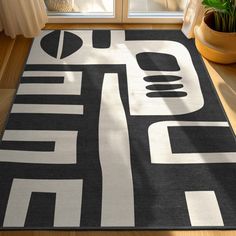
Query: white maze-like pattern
4,179,83,227
0,30,235,228
149,121,236,164
28,30,204,116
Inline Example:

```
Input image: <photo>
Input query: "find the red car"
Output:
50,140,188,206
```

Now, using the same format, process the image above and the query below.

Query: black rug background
0,30,236,229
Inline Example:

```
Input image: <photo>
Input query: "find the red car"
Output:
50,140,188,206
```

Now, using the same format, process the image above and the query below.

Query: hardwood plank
0,89,16,136
0,230,235,236
204,60,236,134
0,33,15,81
0,35,32,89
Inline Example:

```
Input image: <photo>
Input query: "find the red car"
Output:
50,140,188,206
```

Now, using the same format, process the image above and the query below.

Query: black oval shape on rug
40,30,83,59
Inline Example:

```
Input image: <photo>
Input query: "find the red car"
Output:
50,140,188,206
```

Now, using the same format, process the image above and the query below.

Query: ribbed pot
45,0,74,12
194,13,236,64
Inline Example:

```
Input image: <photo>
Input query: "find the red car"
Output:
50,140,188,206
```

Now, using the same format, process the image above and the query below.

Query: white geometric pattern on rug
0,30,235,229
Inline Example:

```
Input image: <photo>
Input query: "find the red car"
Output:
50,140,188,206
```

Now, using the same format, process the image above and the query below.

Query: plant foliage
202,0,236,32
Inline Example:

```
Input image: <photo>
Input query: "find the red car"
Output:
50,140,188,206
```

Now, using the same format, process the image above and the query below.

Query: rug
0,30,236,230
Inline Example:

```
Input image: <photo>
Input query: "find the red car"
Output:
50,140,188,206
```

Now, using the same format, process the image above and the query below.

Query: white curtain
0,0,48,39
182,0,205,38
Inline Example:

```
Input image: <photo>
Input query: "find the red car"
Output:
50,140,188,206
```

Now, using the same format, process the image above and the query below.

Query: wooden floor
0,24,236,236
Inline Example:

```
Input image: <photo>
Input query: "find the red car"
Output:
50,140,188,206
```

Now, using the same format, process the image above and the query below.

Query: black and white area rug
0,30,236,230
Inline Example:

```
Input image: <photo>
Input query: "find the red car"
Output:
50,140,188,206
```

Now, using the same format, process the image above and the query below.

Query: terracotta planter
194,13,236,64
45,0,74,12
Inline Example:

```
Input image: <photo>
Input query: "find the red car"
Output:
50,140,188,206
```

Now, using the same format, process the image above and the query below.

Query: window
45,0,187,23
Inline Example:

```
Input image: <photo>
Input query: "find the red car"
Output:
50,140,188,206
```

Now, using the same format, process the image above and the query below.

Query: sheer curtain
0,0,48,38
182,0,205,38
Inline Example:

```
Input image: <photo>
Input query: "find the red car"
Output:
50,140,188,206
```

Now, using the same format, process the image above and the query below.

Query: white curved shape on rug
99,73,134,227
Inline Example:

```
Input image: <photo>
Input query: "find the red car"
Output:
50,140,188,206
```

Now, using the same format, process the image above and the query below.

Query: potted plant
194,0,236,64
44,0,75,12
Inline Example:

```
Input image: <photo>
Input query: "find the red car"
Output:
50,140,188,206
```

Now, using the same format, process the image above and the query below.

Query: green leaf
202,0,229,12
202,0,236,31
